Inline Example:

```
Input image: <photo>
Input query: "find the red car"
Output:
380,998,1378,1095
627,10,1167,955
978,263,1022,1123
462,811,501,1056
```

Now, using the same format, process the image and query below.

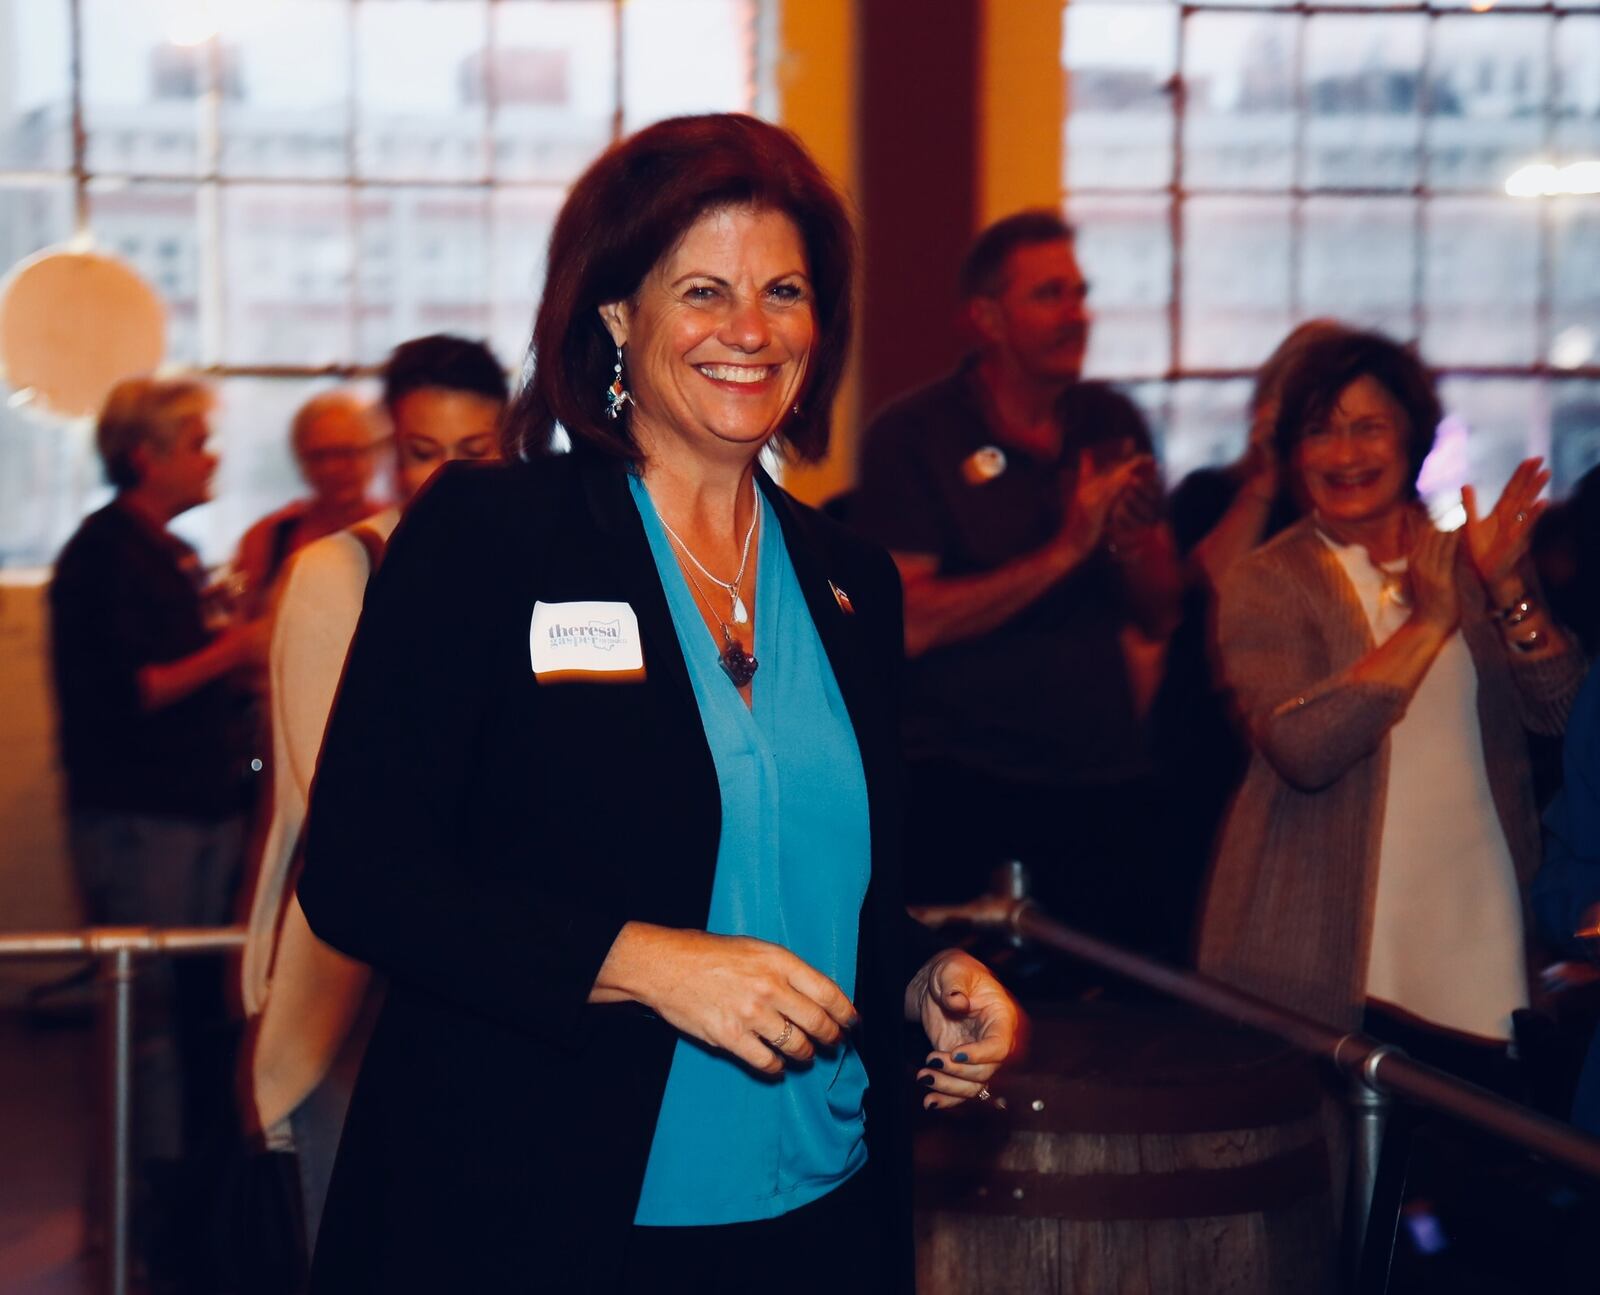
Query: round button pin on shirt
961,445,1008,485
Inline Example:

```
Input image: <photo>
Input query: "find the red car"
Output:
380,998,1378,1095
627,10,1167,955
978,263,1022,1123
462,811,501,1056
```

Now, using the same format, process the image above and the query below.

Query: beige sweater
1196,517,1584,1030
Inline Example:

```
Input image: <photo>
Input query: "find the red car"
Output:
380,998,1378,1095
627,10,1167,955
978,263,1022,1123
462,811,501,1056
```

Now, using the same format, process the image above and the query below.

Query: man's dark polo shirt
853,361,1152,789
49,500,250,820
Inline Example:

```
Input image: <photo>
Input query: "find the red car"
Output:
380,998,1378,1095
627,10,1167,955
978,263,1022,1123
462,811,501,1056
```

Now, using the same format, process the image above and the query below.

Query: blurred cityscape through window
1063,0,1600,516
0,0,767,566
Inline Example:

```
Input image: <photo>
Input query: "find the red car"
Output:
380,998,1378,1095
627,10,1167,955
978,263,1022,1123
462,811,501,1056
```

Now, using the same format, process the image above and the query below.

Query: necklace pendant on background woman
731,593,749,625
719,628,758,687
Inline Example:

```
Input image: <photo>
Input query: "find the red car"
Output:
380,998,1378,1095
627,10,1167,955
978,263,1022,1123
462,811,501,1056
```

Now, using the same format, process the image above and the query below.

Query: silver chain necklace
655,481,759,625
675,554,760,688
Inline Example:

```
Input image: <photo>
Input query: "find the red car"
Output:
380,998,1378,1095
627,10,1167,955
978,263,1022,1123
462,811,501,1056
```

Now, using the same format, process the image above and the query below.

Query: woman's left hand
1462,457,1550,599
906,949,1024,1111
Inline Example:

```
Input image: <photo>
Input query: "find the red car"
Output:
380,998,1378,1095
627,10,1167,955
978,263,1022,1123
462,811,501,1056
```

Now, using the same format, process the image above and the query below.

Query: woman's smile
695,362,780,389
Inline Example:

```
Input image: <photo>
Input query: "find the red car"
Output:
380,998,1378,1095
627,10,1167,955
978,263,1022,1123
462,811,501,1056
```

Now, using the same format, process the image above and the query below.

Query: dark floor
0,1008,96,1294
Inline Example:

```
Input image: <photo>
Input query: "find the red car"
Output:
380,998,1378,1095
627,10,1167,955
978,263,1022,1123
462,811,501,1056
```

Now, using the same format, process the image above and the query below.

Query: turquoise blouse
628,474,872,1226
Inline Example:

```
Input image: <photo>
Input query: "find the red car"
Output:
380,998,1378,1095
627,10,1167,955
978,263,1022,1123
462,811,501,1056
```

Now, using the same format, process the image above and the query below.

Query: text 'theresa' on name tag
529,600,645,684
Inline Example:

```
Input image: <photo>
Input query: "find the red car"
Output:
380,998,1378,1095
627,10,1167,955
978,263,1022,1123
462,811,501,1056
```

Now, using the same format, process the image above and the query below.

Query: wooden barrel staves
914,1004,1337,1294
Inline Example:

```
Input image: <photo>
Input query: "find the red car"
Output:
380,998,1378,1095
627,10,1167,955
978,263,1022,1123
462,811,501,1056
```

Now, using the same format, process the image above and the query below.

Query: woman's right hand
1408,525,1461,634
590,922,859,1075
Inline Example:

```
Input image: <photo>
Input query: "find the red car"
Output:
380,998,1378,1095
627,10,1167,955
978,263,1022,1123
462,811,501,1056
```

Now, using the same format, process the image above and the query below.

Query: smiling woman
292,114,1022,1295
1197,327,1586,1058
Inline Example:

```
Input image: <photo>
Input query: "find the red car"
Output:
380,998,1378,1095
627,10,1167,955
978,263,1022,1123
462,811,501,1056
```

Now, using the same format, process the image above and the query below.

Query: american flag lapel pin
829,580,855,615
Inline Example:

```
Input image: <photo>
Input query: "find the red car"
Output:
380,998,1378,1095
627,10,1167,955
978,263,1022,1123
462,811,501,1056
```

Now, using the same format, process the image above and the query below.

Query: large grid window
0,0,768,565
1063,0,1600,513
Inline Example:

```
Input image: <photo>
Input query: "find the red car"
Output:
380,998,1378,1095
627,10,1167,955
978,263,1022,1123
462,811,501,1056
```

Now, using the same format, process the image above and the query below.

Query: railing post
1346,1071,1389,1279
103,946,134,1295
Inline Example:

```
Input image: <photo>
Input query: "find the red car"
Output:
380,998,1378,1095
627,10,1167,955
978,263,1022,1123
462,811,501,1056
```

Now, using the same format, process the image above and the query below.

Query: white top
1322,534,1528,1041
239,508,400,1014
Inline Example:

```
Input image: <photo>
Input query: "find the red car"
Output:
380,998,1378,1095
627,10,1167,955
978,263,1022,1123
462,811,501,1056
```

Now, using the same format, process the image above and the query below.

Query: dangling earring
606,346,633,420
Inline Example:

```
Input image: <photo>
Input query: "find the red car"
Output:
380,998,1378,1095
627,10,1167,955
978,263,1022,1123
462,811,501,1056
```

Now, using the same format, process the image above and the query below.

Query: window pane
1423,197,1540,366
490,186,560,374
1068,196,1171,379
356,186,491,365
222,185,353,365
1302,15,1425,191
171,376,381,566
1550,197,1600,372
0,0,72,171
1182,13,1298,192
1181,196,1292,370
83,0,208,177
1436,378,1547,515
1301,196,1416,337
1426,15,1550,194
356,0,490,181
1554,17,1600,162
1165,378,1253,485
624,0,757,132
1123,380,1170,462
1550,379,1600,496
491,0,615,183
219,0,351,179
86,181,202,365
1433,0,1547,11
0,406,96,568
0,179,75,271
1063,3,1175,191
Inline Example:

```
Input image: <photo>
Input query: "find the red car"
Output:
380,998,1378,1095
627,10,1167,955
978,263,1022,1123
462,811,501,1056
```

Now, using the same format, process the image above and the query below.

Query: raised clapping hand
1461,457,1550,600
907,949,1024,1111
1062,448,1159,558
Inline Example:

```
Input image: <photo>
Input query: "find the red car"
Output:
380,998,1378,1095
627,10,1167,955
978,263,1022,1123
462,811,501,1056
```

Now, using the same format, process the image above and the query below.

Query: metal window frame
11,0,765,380
1063,0,1600,402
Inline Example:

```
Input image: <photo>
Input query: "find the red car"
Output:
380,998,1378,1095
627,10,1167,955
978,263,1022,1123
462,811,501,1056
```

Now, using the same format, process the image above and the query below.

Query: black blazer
297,453,928,1292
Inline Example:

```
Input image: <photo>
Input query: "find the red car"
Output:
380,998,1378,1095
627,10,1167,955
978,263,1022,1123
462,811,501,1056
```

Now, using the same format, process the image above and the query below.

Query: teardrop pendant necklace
656,481,759,627
677,559,760,688
654,481,761,687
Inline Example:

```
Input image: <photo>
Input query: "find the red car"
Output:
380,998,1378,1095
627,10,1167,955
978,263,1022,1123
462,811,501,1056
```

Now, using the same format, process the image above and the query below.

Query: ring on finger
1516,511,1527,524
977,1086,992,1102
768,1018,795,1050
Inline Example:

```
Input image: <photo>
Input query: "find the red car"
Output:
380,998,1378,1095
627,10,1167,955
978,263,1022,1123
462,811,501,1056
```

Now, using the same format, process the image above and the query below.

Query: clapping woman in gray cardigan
1197,330,1584,1070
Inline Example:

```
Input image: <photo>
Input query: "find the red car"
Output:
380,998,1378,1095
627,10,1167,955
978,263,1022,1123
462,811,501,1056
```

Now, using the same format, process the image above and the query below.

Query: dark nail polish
927,1057,944,1070
954,1052,969,1064
919,1073,935,1087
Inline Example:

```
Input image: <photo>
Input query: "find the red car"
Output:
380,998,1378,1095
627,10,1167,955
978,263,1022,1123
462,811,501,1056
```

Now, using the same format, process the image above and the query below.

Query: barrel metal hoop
917,1141,1330,1223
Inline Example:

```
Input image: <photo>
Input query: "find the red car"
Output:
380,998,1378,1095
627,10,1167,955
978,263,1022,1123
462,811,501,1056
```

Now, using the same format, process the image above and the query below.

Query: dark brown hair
958,209,1076,301
1274,328,1442,498
505,114,855,463
383,334,509,411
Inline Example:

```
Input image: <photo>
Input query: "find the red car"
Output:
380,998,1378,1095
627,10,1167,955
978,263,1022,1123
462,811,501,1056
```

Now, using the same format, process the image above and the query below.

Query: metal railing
0,925,245,1295
9,906,1600,1293
916,885,1600,1290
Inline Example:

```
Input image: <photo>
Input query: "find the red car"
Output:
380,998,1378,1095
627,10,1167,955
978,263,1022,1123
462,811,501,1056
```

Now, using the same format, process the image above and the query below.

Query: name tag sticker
529,600,645,683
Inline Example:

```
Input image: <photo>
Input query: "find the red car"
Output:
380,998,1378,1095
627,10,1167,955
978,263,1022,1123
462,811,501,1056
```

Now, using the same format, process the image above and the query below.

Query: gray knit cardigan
1196,516,1585,1030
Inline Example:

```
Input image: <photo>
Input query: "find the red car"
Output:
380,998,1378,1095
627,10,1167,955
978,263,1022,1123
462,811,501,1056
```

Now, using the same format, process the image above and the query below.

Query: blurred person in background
1531,461,1600,660
49,375,268,1291
1197,328,1583,1077
1168,319,1350,591
237,335,509,1272
1147,319,1354,955
292,114,1019,1293
851,209,1182,955
232,390,385,616
1532,658,1600,1134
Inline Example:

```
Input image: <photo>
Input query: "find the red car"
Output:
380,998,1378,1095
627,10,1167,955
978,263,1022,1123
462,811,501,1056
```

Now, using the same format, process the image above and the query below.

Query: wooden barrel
914,1004,1336,1294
